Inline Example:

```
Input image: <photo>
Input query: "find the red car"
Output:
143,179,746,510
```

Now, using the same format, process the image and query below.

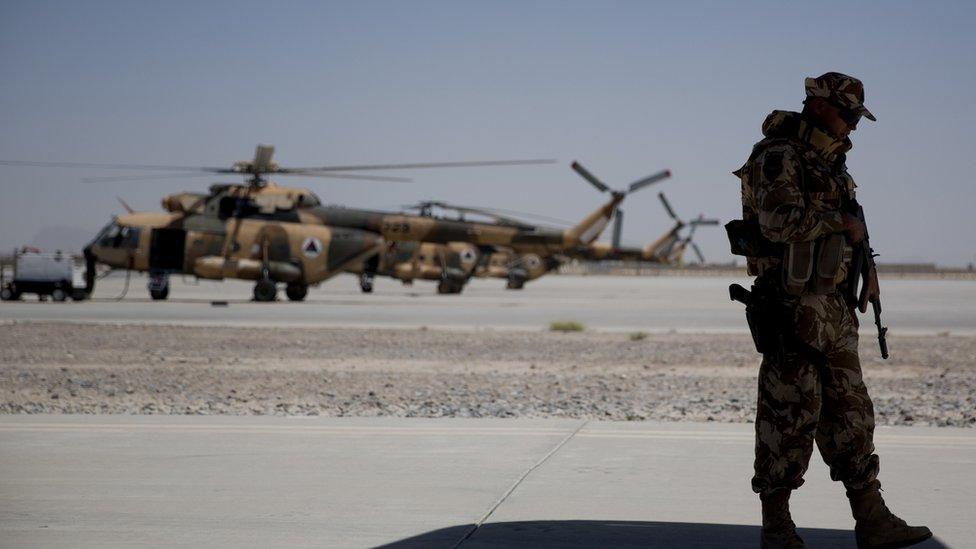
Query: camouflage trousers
751,291,880,495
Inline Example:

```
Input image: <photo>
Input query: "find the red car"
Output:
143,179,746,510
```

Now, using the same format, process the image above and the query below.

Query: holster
730,281,828,369
741,284,792,355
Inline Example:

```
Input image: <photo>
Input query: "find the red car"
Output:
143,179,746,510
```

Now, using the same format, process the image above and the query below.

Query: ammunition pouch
783,241,814,295
726,218,848,296
783,233,846,296
812,233,845,294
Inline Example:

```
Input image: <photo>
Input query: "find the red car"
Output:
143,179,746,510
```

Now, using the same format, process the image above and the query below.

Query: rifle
845,201,889,359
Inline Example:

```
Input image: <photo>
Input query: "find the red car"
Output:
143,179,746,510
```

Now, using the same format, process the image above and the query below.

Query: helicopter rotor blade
470,205,575,226
626,169,672,194
2,156,552,176
0,160,227,172
692,242,706,264
402,201,450,212
115,196,135,214
403,201,573,227
570,161,610,193
612,208,623,249
405,201,496,218
297,159,556,172
284,171,411,182
82,172,226,183
253,145,275,172
690,218,721,226
658,192,679,220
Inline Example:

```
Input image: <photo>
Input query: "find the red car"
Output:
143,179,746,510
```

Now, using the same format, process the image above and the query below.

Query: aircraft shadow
377,520,948,548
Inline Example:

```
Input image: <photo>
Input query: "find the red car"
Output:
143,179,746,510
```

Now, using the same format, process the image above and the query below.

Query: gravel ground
1,321,974,426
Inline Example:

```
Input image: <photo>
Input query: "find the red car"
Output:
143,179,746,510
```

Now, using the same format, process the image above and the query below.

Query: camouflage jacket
735,110,856,286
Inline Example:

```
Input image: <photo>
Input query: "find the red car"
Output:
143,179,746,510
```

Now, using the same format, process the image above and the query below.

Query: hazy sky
2,1,974,266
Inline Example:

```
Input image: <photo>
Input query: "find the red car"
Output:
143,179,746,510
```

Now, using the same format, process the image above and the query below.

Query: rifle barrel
872,298,889,359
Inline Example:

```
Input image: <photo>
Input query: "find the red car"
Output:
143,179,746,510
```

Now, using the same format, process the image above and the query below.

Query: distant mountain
28,225,98,254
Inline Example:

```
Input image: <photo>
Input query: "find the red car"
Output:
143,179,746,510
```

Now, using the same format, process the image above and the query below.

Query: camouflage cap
804,72,876,121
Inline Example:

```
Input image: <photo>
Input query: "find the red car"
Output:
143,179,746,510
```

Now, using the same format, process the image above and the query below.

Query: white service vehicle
1,249,88,301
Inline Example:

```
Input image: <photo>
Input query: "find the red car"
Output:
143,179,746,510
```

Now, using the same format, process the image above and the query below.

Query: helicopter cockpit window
97,224,121,247
297,193,321,208
119,226,141,248
98,224,141,249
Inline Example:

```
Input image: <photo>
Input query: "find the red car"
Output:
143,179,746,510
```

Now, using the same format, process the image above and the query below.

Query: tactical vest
730,113,856,295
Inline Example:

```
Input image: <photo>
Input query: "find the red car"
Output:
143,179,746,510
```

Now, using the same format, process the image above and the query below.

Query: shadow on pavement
378,520,948,548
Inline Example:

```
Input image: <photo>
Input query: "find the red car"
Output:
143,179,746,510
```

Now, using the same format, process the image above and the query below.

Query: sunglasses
836,105,862,127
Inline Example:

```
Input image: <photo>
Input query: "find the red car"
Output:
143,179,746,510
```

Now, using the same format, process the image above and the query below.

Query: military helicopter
345,240,484,294
641,192,720,264
561,193,721,267
371,201,572,293
469,189,721,288
3,145,555,301
356,161,673,292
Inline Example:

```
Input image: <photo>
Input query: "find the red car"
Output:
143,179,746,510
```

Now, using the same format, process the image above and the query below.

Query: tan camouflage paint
216,219,381,285
92,212,381,287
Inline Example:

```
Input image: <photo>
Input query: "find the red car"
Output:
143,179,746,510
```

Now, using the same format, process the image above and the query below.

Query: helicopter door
149,228,187,271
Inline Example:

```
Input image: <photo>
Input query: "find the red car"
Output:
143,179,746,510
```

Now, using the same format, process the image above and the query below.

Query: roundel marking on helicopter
461,248,476,262
301,236,323,259
525,255,541,269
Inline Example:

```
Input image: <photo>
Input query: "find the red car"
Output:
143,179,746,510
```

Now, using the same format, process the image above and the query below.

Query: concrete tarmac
2,274,975,334
0,416,968,548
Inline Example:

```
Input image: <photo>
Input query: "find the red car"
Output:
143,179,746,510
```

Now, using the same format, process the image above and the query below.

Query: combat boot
760,489,806,549
847,482,932,549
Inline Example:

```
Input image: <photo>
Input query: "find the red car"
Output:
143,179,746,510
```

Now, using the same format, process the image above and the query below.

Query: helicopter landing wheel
149,274,170,300
149,287,170,300
285,283,308,302
437,279,464,295
253,279,277,302
506,278,525,290
360,272,374,293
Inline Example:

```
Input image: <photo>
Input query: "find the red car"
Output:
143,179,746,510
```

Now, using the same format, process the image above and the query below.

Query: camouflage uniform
738,73,931,549
736,88,879,496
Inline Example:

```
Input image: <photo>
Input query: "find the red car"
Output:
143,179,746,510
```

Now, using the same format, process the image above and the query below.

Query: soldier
733,73,932,548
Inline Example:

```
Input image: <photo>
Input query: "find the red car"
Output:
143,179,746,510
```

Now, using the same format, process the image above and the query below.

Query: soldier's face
819,101,857,139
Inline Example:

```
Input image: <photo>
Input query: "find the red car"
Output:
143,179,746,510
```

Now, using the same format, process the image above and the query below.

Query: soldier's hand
842,213,866,244
858,266,880,313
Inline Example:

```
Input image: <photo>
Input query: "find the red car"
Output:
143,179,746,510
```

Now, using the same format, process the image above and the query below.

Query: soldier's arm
753,145,845,243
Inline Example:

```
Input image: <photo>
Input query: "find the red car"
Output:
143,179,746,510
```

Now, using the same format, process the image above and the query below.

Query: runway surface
3,273,976,334
0,415,965,548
